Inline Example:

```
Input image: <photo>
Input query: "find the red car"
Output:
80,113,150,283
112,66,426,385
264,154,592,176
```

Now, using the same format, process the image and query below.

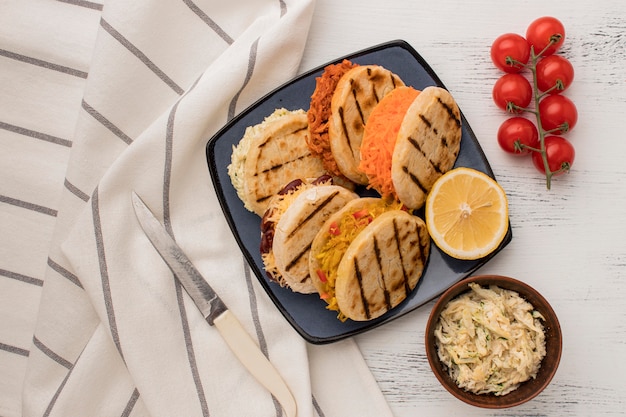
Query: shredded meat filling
307,59,358,177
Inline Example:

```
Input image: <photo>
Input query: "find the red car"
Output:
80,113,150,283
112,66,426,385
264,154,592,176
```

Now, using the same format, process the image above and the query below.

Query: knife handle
213,310,297,417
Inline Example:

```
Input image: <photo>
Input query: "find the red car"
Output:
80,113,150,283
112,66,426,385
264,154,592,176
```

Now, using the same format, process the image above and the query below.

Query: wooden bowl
425,275,562,408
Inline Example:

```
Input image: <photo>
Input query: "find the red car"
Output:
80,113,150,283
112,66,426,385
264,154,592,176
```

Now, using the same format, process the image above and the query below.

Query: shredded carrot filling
359,86,420,198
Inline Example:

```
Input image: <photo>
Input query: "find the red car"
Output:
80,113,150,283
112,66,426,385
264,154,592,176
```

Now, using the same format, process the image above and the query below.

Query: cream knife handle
213,310,297,417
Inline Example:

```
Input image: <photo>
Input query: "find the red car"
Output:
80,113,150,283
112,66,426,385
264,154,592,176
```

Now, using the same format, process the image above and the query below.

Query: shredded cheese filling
434,283,546,396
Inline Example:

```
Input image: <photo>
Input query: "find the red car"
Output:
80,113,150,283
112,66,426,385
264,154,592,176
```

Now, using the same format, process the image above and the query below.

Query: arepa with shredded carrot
328,65,405,184
359,86,420,199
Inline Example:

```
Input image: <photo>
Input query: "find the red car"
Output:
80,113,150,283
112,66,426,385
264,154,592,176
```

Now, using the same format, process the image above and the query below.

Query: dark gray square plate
206,40,512,344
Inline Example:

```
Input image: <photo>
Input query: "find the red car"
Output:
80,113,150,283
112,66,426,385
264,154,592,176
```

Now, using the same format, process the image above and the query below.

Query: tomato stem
506,57,532,71
536,34,563,57
553,162,571,176
519,143,542,153
528,43,555,189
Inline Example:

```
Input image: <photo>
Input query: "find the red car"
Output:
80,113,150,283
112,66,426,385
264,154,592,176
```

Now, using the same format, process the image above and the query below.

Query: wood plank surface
301,0,626,415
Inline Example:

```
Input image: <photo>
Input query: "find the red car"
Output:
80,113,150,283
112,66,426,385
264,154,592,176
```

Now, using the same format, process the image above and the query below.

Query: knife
131,191,297,417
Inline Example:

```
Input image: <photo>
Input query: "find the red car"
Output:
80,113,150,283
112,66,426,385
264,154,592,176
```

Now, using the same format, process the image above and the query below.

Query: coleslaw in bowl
425,275,562,408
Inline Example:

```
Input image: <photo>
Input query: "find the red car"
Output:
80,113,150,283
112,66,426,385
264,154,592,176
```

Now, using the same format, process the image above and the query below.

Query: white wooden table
301,1,626,415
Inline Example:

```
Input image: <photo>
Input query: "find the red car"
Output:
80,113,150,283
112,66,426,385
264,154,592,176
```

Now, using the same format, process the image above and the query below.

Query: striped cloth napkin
0,0,395,416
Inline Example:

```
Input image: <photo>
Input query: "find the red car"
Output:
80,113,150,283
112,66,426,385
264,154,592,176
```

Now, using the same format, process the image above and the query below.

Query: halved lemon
425,167,509,260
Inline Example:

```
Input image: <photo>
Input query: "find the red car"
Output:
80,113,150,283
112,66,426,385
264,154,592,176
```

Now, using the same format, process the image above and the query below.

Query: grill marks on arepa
336,210,430,321
272,185,358,293
391,86,462,210
257,125,309,173
340,69,400,139
437,96,462,129
281,190,343,273
244,113,326,216
329,65,405,184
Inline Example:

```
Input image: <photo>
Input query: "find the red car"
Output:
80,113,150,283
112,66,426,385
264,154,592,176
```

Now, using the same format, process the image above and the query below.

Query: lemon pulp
425,167,508,260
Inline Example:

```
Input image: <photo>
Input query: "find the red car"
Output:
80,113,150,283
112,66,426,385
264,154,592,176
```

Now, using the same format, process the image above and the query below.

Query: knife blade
131,191,297,417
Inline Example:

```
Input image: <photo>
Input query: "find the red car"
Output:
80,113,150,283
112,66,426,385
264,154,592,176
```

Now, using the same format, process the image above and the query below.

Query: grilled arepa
228,108,327,216
329,65,405,184
308,197,406,320
335,210,430,321
391,86,462,210
271,184,358,293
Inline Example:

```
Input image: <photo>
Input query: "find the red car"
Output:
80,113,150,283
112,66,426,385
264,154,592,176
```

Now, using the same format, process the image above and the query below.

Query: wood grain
304,0,626,415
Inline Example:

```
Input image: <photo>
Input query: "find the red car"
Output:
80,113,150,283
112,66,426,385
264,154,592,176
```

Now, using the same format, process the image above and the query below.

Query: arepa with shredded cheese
228,108,327,216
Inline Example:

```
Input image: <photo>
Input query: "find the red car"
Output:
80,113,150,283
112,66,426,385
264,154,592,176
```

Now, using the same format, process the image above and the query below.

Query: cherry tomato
491,33,531,73
526,16,565,56
497,117,539,155
492,73,533,112
532,136,575,175
536,55,575,93
539,94,578,134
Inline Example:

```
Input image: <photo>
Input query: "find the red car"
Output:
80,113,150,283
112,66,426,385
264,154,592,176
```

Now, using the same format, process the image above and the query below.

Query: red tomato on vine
526,16,565,56
492,73,533,112
532,136,575,175
491,33,531,73
490,16,577,189
497,117,539,155
539,94,578,134
536,55,575,93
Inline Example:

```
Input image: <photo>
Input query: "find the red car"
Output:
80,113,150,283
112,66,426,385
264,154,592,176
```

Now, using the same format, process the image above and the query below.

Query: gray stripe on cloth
312,395,325,417
162,83,210,416
162,105,176,234
0,48,88,78
100,18,184,95
161,73,202,230
48,257,84,288
243,263,269,357
121,388,141,417
0,341,29,357
0,194,57,217
56,0,104,10
173,277,209,417
92,186,124,361
0,268,44,287
42,357,74,417
227,38,259,120
64,178,90,202
279,0,287,17
0,120,73,147
243,260,281,416
33,336,73,370
82,100,134,145
182,0,234,44
40,343,139,416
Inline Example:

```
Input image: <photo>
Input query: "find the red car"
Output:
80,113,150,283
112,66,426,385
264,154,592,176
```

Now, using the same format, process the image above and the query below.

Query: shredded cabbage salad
434,283,546,396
